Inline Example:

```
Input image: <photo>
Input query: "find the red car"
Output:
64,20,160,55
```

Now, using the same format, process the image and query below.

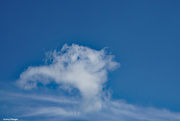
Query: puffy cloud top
17,44,119,112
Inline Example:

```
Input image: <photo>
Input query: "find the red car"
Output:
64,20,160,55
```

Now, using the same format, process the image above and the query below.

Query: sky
0,0,180,121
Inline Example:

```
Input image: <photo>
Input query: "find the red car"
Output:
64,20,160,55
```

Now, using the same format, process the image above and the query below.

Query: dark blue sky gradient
0,0,180,112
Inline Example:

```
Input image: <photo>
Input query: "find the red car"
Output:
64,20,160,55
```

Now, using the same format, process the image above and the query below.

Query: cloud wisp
5,43,179,120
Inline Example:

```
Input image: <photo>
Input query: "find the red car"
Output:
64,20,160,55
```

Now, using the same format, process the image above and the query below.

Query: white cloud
100,100,180,121
1,91,180,121
12,43,180,121
16,43,119,112
21,107,80,117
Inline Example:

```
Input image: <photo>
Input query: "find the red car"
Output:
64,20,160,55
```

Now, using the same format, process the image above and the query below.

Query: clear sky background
0,0,180,120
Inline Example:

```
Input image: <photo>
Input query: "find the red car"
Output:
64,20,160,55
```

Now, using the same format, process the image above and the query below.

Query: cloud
1,91,180,121
3,43,179,121
100,100,180,121
16,43,119,113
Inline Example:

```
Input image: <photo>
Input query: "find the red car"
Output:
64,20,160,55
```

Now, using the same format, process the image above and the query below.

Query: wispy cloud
1,44,180,121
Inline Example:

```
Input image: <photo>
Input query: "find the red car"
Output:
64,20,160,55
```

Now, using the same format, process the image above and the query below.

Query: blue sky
0,0,180,120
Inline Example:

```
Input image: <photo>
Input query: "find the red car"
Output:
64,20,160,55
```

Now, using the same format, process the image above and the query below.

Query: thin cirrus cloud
6,43,180,120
